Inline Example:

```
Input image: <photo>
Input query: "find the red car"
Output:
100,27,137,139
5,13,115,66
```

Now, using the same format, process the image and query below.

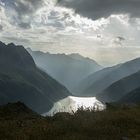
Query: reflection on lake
44,96,106,116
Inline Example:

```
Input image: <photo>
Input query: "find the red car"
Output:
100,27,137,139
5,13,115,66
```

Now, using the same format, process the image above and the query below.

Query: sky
0,0,140,66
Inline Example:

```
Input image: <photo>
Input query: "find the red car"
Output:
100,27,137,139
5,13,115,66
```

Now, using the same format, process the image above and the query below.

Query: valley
1,0,140,139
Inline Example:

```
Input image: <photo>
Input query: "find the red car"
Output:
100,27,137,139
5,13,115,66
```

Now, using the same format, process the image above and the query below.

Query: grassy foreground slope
0,103,140,140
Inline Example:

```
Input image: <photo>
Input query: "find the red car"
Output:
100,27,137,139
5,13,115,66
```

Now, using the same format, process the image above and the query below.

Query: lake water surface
44,96,106,116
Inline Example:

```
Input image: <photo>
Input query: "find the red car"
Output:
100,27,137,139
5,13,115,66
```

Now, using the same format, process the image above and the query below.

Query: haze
0,0,140,66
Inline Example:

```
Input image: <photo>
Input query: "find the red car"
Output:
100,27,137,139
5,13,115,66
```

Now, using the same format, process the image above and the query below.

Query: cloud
3,0,45,16
2,36,30,43
1,0,47,28
58,0,140,20
0,0,108,31
112,36,126,46
0,0,140,66
0,25,3,31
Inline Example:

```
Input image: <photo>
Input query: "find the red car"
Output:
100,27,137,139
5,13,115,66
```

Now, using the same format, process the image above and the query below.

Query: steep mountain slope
119,87,140,104
75,58,140,96
97,70,140,102
28,49,102,92
0,42,71,114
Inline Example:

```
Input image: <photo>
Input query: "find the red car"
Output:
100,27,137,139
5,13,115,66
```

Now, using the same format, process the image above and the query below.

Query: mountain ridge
0,41,71,114
28,48,102,92
97,70,140,102
119,87,140,104
74,57,140,96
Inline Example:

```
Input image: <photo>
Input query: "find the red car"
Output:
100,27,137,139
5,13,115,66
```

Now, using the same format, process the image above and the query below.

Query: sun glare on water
44,96,106,116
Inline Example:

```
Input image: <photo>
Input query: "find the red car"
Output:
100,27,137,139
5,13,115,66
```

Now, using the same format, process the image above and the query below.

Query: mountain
0,41,71,114
27,49,102,92
74,58,140,96
97,70,140,102
119,87,140,104
0,102,40,120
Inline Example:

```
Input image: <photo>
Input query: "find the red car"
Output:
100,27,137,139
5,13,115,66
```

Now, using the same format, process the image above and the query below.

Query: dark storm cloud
58,0,140,19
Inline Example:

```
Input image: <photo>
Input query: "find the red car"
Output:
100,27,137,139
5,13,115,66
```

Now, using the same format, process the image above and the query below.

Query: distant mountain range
0,40,140,115
0,41,71,114
75,58,140,97
28,49,102,92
